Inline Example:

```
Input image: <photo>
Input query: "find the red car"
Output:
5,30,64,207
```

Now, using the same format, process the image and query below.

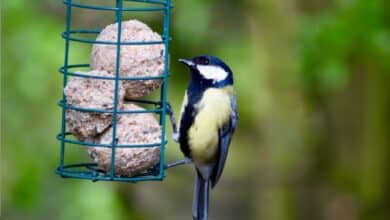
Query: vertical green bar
158,0,171,179
110,0,124,179
59,0,73,172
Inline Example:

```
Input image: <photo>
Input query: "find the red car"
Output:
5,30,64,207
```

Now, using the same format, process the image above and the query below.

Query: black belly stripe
179,104,195,158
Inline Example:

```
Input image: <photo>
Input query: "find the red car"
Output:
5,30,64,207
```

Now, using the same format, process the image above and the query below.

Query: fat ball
64,70,125,141
90,19,165,98
88,104,161,177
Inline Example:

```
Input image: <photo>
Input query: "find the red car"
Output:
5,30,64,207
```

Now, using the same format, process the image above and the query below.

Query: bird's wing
211,96,238,187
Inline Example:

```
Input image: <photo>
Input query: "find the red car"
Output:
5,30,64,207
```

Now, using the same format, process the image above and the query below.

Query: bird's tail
193,171,210,220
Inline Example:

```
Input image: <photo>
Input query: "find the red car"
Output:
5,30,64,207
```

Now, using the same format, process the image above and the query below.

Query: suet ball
88,104,161,177
64,70,125,141
90,19,164,98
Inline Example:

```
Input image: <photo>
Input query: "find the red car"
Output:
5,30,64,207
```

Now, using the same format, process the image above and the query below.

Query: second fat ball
88,104,162,177
64,70,125,141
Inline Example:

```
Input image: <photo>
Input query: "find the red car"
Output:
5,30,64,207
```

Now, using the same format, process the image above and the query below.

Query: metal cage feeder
56,0,173,183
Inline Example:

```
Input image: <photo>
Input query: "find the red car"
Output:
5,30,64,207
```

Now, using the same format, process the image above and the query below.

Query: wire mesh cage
56,0,173,182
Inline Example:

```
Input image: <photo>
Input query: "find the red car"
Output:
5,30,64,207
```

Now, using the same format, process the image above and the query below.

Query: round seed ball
90,19,165,98
88,104,161,177
64,70,125,141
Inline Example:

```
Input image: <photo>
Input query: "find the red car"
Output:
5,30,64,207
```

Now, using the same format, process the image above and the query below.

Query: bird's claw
173,132,179,142
166,102,179,142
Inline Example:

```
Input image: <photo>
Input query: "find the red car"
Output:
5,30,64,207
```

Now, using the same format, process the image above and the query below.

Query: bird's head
179,55,233,87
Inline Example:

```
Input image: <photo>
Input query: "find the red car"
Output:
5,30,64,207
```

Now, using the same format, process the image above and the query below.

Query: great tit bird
176,55,238,220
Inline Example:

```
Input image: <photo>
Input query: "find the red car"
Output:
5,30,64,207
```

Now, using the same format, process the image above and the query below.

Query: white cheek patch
197,65,228,82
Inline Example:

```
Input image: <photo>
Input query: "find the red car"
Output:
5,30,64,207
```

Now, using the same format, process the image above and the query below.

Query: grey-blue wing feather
211,96,238,187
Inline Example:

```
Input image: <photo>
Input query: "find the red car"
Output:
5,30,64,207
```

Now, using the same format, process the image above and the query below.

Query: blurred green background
2,0,390,219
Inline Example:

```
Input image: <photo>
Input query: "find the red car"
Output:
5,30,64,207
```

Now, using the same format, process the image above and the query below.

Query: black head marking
179,55,234,88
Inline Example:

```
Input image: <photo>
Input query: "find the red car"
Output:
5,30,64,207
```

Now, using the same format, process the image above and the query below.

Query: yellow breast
188,86,234,163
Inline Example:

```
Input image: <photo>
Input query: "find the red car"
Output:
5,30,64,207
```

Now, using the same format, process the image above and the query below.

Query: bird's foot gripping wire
164,158,192,170
166,102,179,142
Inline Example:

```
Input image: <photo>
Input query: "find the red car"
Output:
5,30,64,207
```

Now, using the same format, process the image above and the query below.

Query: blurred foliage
2,0,390,220
300,0,390,98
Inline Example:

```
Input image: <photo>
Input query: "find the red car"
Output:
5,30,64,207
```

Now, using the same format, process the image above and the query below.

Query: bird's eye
199,58,209,65
194,57,210,65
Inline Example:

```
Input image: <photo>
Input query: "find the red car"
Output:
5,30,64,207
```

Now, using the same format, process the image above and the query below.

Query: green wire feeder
56,0,174,183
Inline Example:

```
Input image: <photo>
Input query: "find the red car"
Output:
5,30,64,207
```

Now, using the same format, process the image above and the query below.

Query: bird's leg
164,158,192,170
166,102,179,142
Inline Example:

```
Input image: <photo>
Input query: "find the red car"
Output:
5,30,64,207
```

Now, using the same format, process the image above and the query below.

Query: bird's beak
178,58,195,67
